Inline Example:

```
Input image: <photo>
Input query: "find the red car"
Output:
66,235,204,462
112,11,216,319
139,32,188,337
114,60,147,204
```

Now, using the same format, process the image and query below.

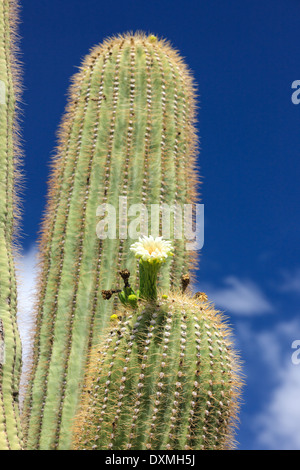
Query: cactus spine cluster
0,0,23,450
23,33,199,450
73,240,242,450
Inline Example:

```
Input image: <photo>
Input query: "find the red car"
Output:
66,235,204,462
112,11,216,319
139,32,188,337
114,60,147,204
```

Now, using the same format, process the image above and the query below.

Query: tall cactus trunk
23,33,199,450
0,0,23,450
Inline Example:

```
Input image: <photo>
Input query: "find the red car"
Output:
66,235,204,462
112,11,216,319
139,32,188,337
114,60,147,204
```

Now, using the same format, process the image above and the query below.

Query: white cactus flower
130,236,174,263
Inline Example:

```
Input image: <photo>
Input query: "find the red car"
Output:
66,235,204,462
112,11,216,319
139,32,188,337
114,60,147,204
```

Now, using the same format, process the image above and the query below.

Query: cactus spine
0,0,23,450
24,33,199,450
73,240,242,450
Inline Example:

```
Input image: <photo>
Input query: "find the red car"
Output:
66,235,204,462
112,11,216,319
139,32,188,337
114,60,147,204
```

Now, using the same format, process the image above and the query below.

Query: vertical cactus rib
0,0,23,450
150,41,199,287
150,46,175,292
157,310,190,450
161,55,182,287
167,62,191,284
24,33,199,450
167,52,199,284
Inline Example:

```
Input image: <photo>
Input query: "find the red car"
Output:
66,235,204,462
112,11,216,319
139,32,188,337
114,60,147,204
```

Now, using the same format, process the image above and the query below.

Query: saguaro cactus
73,238,242,450
0,0,23,450
24,33,199,450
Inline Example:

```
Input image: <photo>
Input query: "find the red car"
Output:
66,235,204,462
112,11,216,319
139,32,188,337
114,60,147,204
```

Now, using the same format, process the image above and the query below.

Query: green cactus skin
0,0,23,450
23,33,199,450
73,293,242,450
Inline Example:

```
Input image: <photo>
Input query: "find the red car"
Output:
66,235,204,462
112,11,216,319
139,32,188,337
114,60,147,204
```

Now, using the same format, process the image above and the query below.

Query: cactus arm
73,297,242,450
0,0,23,450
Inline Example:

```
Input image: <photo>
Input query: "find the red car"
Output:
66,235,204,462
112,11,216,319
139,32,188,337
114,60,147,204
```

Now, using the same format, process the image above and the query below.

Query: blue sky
16,0,300,450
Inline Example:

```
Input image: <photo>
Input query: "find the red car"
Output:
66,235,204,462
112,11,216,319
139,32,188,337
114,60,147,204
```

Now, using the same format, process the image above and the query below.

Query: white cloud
15,245,39,404
255,363,300,449
199,276,273,315
239,320,300,450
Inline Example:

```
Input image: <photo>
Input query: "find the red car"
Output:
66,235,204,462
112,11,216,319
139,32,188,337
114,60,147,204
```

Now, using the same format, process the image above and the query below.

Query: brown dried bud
101,289,121,300
119,269,131,288
181,274,190,293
